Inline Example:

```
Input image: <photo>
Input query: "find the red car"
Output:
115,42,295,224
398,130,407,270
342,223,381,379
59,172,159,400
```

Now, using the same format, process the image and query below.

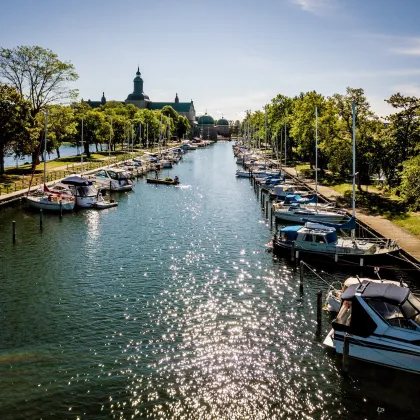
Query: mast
108,119,112,167
284,121,287,166
43,109,48,186
315,107,318,210
352,100,356,240
81,118,84,175
146,123,149,150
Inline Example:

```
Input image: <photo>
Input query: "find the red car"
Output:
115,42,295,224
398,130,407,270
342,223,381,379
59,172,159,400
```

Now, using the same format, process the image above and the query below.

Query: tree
0,46,78,116
398,155,420,210
0,83,32,174
176,116,190,139
0,45,78,166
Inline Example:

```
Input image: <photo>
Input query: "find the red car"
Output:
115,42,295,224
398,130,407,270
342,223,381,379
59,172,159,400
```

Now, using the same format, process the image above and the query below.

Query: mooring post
317,291,322,327
12,221,16,244
343,333,350,373
59,200,63,218
109,181,112,200
291,241,296,262
40,209,43,229
270,207,273,227
265,200,268,218
299,260,304,293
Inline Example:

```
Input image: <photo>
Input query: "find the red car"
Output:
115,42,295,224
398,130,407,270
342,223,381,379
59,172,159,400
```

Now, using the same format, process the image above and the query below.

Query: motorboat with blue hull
324,280,420,374
272,218,400,270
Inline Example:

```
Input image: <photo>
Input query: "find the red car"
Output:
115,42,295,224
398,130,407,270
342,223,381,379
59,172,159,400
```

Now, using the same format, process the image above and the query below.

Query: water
3,143,100,168
0,142,419,419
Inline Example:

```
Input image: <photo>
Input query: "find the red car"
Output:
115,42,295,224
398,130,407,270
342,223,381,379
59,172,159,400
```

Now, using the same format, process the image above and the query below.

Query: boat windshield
368,296,420,329
78,185,97,197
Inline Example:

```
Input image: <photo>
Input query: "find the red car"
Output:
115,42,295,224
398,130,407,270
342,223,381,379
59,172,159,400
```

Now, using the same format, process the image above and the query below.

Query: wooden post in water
299,260,304,293
59,200,63,218
12,221,16,243
40,209,43,229
109,181,112,200
317,291,322,327
291,241,296,262
343,333,350,373
265,199,268,218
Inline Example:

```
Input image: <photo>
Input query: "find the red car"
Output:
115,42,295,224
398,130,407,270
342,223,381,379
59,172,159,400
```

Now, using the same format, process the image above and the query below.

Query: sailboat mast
315,107,318,208
284,121,287,166
81,118,84,175
352,100,356,223
43,109,48,186
108,119,112,167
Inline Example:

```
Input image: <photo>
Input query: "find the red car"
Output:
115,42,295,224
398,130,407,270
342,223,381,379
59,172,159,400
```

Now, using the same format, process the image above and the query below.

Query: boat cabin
61,176,98,197
279,223,338,244
333,281,420,336
96,169,130,181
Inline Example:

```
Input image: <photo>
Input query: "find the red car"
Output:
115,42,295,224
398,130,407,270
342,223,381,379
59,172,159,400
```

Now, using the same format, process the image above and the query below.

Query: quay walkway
281,166,420,265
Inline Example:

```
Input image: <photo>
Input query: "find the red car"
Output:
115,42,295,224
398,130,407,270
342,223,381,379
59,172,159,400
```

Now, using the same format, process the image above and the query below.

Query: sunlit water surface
0,142,419,419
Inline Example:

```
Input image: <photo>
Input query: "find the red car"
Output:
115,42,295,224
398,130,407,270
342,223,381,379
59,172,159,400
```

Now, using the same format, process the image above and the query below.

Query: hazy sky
1,0,420,120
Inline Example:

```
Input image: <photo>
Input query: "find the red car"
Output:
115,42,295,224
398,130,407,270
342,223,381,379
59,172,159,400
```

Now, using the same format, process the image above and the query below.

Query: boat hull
26,196,75,211
273,240,400,270
146,178,179,185
274,211,346,224
326,330,420,374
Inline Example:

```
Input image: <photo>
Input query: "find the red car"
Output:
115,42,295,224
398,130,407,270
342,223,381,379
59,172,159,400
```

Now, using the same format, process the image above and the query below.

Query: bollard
342,333,350,373
12,221,16,243
317,291,322,327
59,200,63,218
299,260,304,293
40,209,43,229
291,241,296,262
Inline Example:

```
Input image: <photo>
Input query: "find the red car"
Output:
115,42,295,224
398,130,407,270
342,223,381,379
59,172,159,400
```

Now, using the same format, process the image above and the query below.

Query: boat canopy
279,225,301,241
62,176,93,186
284,194,317,204
342,280,410,305
302,216,356,231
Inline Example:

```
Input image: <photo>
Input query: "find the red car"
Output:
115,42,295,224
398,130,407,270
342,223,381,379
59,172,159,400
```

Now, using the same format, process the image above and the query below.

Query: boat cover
302,216,356,230
62,176,92,186
342,280,409,304
284,194,317,204
280,225,301,241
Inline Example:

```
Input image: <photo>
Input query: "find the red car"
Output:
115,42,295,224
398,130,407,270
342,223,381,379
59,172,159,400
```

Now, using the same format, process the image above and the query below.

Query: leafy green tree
47,105,77,158
398,155,420,210
176,116,190,139
0,45,78,116
382,93,420,186
0,45,78,166
0,83,32,173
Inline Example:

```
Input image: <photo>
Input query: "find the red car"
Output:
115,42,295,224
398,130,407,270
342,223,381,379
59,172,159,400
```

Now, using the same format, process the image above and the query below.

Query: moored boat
324,280,420,374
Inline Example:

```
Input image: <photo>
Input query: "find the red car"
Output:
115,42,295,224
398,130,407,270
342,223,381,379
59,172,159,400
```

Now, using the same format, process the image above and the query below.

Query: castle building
86,67,196,124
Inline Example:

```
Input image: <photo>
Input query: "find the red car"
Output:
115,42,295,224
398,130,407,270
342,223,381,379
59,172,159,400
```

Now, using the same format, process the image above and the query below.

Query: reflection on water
0,142,419,419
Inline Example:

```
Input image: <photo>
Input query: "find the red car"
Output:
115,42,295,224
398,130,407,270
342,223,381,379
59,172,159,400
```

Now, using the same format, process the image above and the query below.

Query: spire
175,93,179,103
101,92,106,105
136,66,141,76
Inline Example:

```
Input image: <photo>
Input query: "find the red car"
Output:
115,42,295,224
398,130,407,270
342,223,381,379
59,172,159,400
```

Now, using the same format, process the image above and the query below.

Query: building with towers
86,67,196,125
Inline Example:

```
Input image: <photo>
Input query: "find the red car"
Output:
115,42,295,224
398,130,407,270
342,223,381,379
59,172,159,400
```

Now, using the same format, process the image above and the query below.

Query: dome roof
198,114,214,125
217,118,229,126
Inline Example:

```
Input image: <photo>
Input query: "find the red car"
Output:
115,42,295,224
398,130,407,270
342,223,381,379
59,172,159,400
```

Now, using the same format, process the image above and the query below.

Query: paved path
282,166,420,264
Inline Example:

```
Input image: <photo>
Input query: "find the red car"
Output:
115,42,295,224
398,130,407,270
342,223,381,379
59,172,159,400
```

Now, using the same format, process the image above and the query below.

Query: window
314,235,325,244
304,234,313,242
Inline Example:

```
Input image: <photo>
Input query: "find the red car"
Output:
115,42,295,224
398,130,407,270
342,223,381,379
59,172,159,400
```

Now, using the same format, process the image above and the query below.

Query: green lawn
388,213,420,236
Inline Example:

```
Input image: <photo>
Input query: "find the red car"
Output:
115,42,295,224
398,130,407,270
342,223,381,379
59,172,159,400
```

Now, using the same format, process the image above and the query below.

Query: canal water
3,143,101,168
0,142,419,419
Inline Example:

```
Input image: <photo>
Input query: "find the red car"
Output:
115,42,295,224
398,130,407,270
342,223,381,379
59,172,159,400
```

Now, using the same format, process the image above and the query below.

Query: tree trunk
84,141,91,159
0,146,4,175
95,142,99,153
56,147,61,159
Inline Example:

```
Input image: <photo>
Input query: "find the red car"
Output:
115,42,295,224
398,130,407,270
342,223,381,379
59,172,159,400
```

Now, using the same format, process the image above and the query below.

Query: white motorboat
324,280,420,374
92,168,134,192
51,176,99,208
269,184,308,200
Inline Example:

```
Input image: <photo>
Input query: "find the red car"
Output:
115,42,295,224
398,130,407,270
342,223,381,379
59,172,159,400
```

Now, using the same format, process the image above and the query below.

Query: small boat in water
26,187,75,212
146,176,179,185
324,280,420,374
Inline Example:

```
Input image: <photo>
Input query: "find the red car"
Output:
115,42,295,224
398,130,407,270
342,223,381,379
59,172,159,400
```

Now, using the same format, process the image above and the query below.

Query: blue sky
1,0,420,121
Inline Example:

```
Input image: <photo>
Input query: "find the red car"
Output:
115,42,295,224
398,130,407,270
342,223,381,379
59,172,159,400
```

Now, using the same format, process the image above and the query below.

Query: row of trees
0,45,190,174
240,88,420,209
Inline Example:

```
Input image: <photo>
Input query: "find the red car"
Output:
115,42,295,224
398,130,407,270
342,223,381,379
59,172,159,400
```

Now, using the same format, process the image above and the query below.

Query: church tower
126,66,150,108
175,93,179,103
